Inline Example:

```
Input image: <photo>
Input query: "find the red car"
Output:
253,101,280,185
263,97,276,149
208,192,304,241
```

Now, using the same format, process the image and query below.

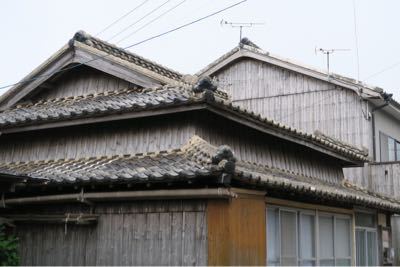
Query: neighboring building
197,37,400,265
0,32,398,266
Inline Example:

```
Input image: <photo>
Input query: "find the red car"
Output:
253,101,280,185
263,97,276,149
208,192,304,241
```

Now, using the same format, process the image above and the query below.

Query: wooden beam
4,188,236,206
74,42,180,86
1,103,207,134
265,196,354,215
74,48,162,88
0,47,74,111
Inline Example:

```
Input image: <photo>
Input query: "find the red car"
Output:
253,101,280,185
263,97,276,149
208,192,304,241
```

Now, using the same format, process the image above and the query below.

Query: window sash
267,206,353,266
380,132,400,162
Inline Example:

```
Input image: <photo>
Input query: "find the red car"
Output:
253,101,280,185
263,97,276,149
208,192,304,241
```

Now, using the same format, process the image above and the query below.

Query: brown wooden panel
207,189,266,266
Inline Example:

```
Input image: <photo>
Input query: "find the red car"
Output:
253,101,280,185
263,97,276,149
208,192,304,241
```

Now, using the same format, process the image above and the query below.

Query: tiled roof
0,86,194,127
72,31,183,81
0,136,217,185
0,83,368,162
0,135,399,212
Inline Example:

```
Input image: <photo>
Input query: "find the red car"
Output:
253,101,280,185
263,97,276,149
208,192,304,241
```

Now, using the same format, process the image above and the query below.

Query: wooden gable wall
19,66,139,103
0,111,345,184
212,58,372,152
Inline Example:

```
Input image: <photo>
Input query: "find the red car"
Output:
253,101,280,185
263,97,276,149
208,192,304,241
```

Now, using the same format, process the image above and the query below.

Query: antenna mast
221,20,264,41
315,48,351,73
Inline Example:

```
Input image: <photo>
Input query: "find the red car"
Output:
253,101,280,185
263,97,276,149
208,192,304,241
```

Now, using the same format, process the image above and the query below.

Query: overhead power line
364,61,400,81
122,0,247,50
116,0,188,44
0,0,247,91
107,0,172,42
95,0,150,37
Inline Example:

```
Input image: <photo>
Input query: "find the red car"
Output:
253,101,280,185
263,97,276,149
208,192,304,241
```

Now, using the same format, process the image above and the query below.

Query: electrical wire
95,0,150,37
107,0,172,42
116,0,188,44
0,0,247,91
364,60,400,81
123,0,247,50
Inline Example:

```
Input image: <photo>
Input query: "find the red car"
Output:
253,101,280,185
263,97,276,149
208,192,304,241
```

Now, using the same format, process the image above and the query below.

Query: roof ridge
72,31,184,81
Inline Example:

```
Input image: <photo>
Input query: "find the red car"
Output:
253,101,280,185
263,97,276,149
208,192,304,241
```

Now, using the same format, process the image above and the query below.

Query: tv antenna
220,19,264,42
315,47,350,73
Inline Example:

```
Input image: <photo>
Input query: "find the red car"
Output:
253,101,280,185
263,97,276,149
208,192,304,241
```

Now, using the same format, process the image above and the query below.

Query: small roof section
0,81,368,166
0,31,184,111
1,135,398,213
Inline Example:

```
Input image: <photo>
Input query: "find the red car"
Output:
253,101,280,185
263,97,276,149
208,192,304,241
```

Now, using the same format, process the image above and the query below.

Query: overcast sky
1,0,400,100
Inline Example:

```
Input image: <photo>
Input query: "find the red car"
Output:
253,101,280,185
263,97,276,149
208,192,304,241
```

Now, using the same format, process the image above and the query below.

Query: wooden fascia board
265,196,354,215
73,41,180,86
205,104,362,166
0,103,207,134
73,47,162,88
201,47,383,100
200,49,245,77
0,46,74,111
241,50,363,93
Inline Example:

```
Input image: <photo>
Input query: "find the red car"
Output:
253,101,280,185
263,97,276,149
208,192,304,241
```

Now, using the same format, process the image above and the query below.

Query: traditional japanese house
0,31,399,266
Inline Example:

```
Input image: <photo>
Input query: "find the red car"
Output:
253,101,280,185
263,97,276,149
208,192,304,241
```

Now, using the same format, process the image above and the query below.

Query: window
267,207,352,266
380,132,400,162
355,212,378,266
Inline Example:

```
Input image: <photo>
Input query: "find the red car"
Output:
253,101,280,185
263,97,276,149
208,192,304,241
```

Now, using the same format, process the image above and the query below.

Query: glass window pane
300,260,315,266
356,229,366,266
320,259,335,266
319,216,334,258
335,218,351,258
389,137,396,161
267,208,280,265
336,259,352,266
397,142,400,161
300,214,315,259
281,210,297,266
355,212,376,228
367,231,377,266
380,132,389,162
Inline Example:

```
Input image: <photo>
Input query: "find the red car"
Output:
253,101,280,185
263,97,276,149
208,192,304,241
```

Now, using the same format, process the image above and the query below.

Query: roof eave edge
74,41,182,86
0,44,73,110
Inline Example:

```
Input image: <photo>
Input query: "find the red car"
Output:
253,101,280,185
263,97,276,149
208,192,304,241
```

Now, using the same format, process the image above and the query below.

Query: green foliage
0,224,19,266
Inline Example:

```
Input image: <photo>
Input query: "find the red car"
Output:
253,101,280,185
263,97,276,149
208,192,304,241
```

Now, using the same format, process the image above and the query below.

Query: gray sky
1,0,400,100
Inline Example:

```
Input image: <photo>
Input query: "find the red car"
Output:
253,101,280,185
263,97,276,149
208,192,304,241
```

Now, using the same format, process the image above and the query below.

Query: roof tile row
0,135,398,212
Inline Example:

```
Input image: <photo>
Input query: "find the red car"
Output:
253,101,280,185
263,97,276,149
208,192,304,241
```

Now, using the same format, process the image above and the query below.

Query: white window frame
355,210,379,266
267,206,353,266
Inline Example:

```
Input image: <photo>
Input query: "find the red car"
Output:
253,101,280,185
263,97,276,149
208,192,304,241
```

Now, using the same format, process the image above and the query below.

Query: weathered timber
14,200,207,266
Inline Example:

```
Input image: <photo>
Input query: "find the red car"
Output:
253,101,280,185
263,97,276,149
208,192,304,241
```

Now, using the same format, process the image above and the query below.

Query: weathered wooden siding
0,112,345,184
368,163,400,199
195,112,345,184
0,114,196,162
15,200,207,266
29,66,137,101
214,58,372,151
213,58,371,187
